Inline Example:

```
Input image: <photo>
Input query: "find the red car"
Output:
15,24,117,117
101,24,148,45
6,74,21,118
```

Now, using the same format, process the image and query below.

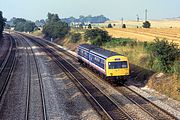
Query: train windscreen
108,61,128,69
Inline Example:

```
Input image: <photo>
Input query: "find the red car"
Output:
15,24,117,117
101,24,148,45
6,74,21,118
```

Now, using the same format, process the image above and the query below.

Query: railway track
24,35,134,120
38,36,178,120
19,36,48,120
0,35,17,101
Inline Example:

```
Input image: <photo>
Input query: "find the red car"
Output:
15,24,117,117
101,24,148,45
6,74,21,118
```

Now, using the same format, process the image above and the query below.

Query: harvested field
104,20,180,28
105,28,180,45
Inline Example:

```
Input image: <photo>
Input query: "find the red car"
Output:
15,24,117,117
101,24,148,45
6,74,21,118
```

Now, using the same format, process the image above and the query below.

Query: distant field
105,28,180,45
102,20,180,28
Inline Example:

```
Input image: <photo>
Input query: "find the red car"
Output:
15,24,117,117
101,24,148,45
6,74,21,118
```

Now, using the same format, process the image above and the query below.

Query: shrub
91,35,103,46
88,24,92,29
122,24,126,28
143,21,151,28
172,60,180,74
104,38,136,47
70,33,81,43
146,38,180,72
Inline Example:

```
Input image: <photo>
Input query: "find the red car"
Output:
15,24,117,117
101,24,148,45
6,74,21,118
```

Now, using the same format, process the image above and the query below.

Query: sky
0,0,180,21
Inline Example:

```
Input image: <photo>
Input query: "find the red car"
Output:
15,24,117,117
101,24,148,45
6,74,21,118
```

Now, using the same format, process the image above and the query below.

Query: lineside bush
70,33,81,43
104,38,137,47
146,38,180,73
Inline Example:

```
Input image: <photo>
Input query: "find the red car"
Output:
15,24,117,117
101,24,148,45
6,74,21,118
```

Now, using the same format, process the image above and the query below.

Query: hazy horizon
1,0,180,21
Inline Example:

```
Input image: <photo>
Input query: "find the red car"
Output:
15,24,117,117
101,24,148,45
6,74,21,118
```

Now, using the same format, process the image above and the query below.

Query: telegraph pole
145,9,148,21
136,14,139,28
121,17,123,27
136,14,139,22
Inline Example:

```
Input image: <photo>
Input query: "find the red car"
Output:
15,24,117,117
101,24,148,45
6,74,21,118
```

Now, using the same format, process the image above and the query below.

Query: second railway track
0,35,17,101
16,35,48,120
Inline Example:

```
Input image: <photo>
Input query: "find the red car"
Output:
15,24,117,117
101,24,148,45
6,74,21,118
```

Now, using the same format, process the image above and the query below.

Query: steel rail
18,35,48,120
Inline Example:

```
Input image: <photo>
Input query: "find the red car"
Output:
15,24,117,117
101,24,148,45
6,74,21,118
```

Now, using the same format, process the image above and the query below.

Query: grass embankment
56,28,87,51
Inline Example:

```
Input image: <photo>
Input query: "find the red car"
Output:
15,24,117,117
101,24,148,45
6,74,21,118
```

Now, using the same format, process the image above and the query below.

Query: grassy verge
103,38,149,68
31,30,43,37
148,74,180,101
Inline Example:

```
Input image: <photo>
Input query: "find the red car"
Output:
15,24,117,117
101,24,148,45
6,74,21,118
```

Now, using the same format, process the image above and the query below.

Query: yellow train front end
106,55,130,79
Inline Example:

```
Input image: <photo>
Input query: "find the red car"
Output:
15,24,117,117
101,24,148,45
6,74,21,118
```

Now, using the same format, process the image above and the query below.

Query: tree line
62,15,109,24
13,18,37,32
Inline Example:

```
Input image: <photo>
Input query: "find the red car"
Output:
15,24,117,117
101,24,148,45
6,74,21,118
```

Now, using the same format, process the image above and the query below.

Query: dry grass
148,74,180,101
104,45,149,67
105,28,180,45
56,35,86,51
31,30,43,37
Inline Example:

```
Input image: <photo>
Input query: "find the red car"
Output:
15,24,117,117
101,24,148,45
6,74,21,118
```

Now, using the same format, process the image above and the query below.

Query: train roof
79,44,123,58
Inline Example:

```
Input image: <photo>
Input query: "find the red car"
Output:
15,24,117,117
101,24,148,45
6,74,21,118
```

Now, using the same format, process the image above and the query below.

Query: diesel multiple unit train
77,44,130,81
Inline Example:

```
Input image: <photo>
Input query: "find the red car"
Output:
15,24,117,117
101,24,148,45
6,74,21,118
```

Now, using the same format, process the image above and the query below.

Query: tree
42,13,70,39
35,19,45,27
13,18,36,32
0,11,6,38
122,24,126,28
88,24,92,29
24,21,36,32
71,33,81,43
13,18,26,25
143,21,151,28
62,15,109,24
14,22,25,32
79,23,84,28
47,13,60,22
85,28,111,46
108,23,113,28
